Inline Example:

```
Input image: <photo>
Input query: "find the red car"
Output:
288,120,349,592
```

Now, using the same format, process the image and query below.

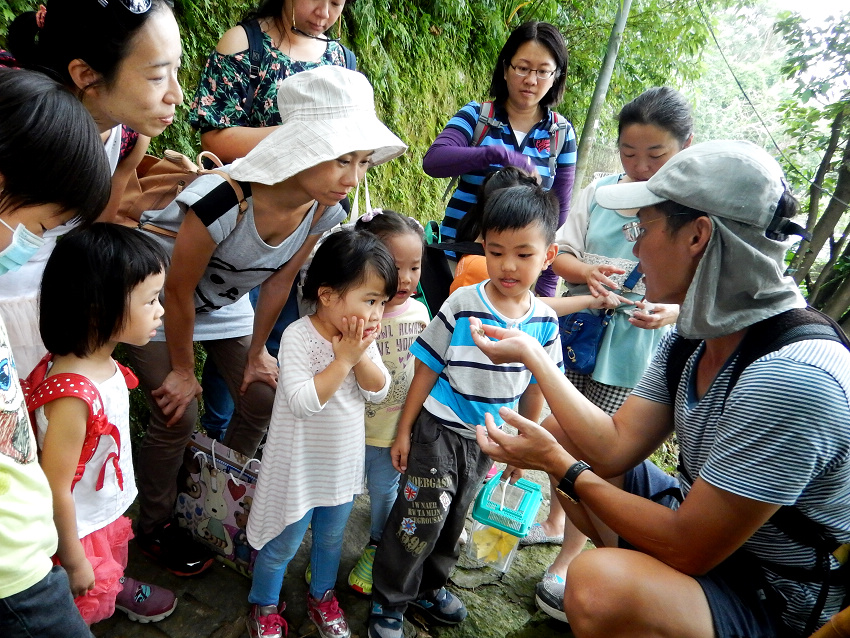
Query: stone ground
91,467,578,638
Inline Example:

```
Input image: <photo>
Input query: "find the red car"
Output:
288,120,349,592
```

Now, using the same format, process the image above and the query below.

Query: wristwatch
555,460,593,504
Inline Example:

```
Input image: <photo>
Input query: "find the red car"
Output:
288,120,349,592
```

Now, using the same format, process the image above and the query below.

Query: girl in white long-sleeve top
246,229,396,638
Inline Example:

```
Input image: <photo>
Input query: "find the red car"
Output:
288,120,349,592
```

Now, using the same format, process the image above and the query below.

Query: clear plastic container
466,520,520,572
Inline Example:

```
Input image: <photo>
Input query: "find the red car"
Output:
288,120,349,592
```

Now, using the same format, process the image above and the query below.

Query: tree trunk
792,134,850,284
788,110,845,278
571,0,633,197
809,216,850,305
822,271,850,321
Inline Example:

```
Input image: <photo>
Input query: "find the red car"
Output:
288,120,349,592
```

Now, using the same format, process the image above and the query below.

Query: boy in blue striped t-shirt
367,184,564,638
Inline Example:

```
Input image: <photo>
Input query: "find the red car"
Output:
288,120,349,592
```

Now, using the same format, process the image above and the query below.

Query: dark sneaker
136,519,215,576
114,577,177,623
306,589,350,638
246,603,287,638
410,587,467,625
535,572,568,622
367,602,404,638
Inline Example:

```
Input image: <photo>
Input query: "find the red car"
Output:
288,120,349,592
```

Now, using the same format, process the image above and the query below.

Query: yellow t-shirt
364,298,430,447
0,314,57,598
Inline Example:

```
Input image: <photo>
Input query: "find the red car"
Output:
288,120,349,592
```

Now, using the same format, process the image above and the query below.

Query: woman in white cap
124,65,406,579
470,140,850,637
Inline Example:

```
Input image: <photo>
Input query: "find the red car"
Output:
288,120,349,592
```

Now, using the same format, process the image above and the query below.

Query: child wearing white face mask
0,68,110,638
0,69,110,376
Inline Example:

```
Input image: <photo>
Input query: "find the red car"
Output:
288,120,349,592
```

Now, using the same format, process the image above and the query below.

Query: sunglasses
97,0,152,14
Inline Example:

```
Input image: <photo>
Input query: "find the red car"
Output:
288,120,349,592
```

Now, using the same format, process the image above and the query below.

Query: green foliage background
1,0,742,223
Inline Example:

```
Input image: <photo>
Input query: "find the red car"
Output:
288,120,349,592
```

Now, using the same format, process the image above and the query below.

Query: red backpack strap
115,361,139,390
25,370,123,492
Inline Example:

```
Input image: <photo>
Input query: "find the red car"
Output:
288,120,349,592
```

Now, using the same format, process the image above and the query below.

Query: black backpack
240,18,357,118
665,306,850,635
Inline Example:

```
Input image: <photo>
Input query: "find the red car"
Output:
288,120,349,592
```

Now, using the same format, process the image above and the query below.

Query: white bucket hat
229,66,407,185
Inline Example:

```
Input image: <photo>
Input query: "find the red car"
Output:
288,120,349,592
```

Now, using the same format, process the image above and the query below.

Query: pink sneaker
307,590,350,638
485,463,501,482
246,603,287,638
114,576,177,623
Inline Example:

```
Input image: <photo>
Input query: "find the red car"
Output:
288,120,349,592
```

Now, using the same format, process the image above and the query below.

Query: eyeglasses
622,213,691,242
507,63,558,80
97,0,152,13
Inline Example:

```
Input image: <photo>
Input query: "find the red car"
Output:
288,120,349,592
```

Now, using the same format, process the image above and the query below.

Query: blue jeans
0,566,92,637
249,501,355,605
365,445,400,542
200,356,234,440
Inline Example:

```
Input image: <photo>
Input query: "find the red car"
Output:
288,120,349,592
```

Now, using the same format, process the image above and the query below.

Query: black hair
7,0,174,89
489,21,568,109
0,69,110,222
302,228,398,303
480,183,558,244
658,190,800,241
40,224,169,357
617,87,694,146
456,167,538,243
355,209,423,245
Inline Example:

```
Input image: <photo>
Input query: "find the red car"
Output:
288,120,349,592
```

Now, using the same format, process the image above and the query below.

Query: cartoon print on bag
197,463,234,554
0,336,34,464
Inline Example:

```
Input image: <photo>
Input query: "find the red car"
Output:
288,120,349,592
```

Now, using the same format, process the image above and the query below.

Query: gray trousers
125,337,274,533
371,410,491,611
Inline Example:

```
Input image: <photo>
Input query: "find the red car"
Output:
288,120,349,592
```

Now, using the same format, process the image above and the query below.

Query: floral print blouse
189,25,348,132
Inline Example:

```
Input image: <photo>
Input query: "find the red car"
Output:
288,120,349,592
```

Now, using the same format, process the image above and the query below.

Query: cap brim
595,181,666,211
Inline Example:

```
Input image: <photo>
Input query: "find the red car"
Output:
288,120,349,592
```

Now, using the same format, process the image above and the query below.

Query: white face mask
0,218,46,275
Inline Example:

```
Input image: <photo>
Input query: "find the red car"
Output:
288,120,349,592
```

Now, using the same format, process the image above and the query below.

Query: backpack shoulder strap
664,331,701,402
442,102,505,201
25,365,123,492
341,44,356,70
725,307,849,402
239,18,266,118
547,111,570,179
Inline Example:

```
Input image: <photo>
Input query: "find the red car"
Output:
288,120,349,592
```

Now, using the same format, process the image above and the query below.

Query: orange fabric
450,254,488,294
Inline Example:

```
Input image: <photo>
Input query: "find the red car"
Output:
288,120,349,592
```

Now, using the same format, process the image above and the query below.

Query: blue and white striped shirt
410,281,563,438
634,331,850,634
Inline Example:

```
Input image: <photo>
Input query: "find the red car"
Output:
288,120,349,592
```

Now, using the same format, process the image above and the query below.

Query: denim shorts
620,460,784,638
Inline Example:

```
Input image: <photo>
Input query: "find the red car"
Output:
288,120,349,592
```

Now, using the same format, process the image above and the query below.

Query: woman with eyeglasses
1,0,182,376
190,0,355,164
423,20,577,297
527,87,689,623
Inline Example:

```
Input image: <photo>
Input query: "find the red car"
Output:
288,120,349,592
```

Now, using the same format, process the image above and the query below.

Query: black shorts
620,461,785,638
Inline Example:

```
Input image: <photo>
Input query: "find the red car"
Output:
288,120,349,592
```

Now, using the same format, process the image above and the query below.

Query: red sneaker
246,603,287,638
114,577,177,623
307,590,350,638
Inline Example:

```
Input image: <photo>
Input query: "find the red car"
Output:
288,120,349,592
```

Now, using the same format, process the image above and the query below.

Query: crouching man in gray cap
469,140,850,638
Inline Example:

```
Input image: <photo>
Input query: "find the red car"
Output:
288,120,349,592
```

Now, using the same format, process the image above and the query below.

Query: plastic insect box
466,477,543,572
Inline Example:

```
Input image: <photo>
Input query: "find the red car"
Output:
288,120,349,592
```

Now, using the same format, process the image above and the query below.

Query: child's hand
391,434,411,473
589,291,632,310
332,316,378,369
65,555,95,598
583,263,626,298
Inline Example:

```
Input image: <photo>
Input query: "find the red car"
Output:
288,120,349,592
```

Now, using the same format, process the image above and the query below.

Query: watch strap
556,460,592,504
